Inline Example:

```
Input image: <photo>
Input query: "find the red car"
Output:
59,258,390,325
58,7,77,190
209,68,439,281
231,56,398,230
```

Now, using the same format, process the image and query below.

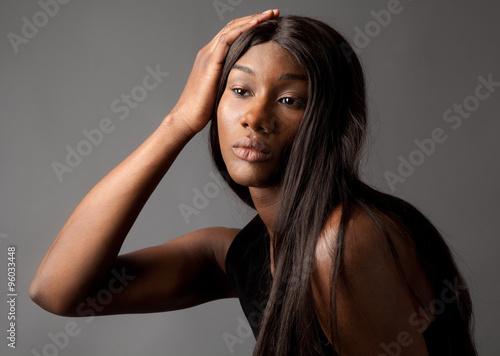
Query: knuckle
196,49,206,61
224,19,236,30
218,34,228,45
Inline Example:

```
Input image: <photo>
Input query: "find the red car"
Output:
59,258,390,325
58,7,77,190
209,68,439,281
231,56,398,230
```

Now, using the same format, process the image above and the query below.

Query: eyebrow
231,64,307,81
277,73,308,81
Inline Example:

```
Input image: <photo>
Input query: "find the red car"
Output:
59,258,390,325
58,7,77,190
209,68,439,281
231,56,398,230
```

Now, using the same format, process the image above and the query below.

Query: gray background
1,0,499,355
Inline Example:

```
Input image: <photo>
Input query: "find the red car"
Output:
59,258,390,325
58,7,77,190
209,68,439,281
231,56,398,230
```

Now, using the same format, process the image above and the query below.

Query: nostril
239,109,275,133
262,125,272,134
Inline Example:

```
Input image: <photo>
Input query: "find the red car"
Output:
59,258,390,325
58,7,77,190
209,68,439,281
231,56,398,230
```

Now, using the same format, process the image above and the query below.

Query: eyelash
231,88,306,109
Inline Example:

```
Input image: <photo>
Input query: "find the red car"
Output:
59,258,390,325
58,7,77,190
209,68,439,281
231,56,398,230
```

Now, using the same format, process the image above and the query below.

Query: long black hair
209,15,477,355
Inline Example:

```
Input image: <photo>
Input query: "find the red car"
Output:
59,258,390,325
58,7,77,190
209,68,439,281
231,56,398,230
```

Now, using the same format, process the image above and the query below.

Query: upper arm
66,226,240,317
311,207,433,355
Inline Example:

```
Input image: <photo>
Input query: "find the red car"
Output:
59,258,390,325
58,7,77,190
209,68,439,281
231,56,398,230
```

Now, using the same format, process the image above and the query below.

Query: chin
221,146,291,188
227,163,282,188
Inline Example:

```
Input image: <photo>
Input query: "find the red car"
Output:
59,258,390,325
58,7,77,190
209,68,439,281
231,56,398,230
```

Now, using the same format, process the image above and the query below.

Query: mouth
232,137,272,162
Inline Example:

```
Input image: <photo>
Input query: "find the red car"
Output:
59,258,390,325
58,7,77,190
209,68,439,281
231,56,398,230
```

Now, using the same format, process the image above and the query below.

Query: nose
239,99,276,134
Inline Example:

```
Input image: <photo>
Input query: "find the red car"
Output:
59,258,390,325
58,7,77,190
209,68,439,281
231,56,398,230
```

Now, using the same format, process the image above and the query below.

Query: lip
232,137,272,162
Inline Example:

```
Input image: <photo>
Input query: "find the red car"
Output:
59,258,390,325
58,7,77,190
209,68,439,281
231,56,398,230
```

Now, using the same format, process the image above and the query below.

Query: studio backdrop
1,0,499,355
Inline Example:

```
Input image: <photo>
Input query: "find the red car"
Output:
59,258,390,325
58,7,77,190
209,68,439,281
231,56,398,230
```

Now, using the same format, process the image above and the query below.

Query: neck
249,185,281,278
249,185,281,240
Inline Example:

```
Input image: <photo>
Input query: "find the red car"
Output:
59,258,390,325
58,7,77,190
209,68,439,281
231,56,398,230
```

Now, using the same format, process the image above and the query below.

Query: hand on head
168,9,279,135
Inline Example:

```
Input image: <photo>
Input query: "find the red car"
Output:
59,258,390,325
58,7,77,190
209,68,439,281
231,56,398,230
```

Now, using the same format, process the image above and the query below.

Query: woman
30,10,477,355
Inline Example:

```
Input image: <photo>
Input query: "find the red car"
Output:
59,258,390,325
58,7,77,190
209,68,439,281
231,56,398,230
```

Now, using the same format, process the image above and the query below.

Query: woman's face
217,41,308,188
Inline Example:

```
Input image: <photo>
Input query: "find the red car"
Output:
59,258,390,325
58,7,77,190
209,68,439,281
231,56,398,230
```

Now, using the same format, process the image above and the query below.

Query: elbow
29,277,76,317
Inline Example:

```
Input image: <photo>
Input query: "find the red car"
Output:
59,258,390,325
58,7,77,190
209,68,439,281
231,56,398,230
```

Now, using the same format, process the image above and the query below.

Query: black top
225,214,335,355
225,214,443,355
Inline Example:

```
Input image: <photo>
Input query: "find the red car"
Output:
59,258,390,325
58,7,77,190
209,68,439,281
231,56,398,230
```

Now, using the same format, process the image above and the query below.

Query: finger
232,9,279,26
215,9,278,38
209,9,279,58
235,9,279,27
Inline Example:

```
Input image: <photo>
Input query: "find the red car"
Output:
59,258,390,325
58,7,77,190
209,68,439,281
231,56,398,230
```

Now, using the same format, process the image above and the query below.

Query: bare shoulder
196,225,241,274
312,204,434,354
314,203,430,287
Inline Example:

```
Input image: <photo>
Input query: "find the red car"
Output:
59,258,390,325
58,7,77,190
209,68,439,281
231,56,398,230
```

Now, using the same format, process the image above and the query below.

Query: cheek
216,106,228,147
217,96,240,143
216,100,237,164
282,118,303,148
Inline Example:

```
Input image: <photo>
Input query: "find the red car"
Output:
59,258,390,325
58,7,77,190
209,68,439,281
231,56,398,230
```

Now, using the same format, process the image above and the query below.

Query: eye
231,88,250,97
279,97,295,105
278,96,306,109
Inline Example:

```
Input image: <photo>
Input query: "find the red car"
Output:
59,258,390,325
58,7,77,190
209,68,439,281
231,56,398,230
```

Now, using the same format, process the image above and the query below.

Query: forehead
233,42,306,76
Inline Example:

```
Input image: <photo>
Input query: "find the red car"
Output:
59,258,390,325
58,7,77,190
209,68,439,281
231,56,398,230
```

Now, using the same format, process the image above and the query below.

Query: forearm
30,9,279,315
30,114,196,313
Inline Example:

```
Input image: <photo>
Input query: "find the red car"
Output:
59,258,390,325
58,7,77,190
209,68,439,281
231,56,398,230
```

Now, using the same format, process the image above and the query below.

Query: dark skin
29,9,435,355
217,41,308,243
